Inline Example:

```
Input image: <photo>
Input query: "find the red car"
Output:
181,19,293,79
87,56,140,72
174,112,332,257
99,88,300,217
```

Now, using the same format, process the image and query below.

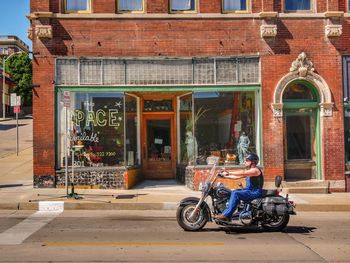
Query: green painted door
284,108,320,180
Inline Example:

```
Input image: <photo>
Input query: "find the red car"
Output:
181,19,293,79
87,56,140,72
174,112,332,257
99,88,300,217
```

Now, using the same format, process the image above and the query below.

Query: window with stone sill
170,0,196,13
117,0,144,13
285,0,311,12
65,0,91,13
222,0,249,13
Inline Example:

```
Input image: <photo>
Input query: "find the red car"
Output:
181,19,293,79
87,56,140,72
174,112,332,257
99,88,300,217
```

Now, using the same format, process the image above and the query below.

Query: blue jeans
223,188,262,218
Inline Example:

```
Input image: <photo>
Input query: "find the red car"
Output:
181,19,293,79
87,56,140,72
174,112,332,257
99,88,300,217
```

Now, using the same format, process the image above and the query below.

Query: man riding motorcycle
215,153,263,221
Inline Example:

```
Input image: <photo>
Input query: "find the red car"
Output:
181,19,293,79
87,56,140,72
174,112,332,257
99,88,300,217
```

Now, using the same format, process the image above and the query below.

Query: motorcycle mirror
275,176,282,188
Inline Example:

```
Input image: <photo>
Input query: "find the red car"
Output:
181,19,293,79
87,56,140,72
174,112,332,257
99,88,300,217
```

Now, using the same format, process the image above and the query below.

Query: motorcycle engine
239,211,253,225
215,199,228,213
213,184,231,213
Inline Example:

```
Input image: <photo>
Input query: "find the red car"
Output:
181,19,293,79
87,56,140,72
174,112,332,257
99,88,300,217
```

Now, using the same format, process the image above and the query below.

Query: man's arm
223,167,260,179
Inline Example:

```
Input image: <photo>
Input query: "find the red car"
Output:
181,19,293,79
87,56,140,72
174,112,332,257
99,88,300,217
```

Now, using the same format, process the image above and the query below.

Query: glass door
284,109,317,180
142,115,174,179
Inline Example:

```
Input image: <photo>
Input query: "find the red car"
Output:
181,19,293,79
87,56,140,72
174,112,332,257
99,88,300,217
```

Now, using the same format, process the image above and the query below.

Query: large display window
178,91,257,166
57,92,139,169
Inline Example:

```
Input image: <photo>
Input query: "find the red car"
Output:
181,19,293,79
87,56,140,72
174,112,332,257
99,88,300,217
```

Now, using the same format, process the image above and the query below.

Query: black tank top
249,168,264,189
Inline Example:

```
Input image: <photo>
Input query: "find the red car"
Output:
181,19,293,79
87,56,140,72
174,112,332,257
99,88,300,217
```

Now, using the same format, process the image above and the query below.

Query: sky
0,0,31,49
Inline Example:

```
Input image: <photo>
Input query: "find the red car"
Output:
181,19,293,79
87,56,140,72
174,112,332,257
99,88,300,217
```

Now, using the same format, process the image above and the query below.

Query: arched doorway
282,81,320,180
271,52,334,181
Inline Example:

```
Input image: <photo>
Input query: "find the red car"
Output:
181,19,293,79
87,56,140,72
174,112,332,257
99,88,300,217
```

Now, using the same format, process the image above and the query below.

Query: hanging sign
63,91,71,108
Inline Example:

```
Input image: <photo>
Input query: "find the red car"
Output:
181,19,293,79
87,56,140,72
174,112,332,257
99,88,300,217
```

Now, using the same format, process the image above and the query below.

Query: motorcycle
176,157,296,232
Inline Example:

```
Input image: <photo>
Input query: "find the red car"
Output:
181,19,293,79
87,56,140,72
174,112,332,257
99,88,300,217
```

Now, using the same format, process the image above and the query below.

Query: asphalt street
0,210,349,262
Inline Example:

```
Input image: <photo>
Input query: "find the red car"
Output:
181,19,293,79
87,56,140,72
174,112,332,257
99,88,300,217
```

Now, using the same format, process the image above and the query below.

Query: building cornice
27,12,346,20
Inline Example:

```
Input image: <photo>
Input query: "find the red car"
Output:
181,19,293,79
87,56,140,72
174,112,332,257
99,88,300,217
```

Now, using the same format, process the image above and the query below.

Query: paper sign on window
155,138,163,145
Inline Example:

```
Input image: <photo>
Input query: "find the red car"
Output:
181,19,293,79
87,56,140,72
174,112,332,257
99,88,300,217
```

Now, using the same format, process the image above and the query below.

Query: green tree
5,53,32,106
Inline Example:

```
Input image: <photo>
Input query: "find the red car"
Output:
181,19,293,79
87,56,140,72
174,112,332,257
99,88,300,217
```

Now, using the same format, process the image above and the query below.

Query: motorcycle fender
179,197,212,221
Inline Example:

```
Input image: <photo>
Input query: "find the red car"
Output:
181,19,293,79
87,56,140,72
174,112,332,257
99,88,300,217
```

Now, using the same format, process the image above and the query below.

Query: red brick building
29,0,350,191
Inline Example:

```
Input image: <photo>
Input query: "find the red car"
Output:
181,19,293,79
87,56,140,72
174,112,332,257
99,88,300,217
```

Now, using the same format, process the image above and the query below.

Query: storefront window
125,95,139,166
178,94,193,165
193,91,256,165
58,92,125,168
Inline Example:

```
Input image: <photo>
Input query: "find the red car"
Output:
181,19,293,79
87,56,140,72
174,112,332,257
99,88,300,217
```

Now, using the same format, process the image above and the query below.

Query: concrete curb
1,202,350,212
0,202,180,211
296,204,350,212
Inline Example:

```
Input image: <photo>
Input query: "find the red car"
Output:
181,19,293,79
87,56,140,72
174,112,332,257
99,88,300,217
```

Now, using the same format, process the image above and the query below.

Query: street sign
63,91,70,107
14,106,20,113
16,96,21,106
10,94,21,107
10,93,17,106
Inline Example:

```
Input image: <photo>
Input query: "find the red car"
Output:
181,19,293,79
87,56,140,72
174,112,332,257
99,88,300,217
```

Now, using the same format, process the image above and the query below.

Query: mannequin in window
185,131,197,165
237,131,250,165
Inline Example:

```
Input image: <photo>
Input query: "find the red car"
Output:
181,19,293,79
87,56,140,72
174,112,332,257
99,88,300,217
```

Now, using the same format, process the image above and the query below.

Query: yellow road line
45,241,224,246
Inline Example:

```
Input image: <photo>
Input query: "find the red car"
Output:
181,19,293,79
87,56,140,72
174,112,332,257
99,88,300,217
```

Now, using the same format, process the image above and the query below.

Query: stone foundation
55,167,126,189
33,175,56,188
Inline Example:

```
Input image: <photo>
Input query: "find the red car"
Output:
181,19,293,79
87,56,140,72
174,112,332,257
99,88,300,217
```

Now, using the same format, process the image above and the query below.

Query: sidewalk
0,147,350,211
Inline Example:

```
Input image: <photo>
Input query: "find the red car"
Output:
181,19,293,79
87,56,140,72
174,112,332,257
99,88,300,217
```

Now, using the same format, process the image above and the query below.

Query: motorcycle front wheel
176,203,208,231
261,213,290,232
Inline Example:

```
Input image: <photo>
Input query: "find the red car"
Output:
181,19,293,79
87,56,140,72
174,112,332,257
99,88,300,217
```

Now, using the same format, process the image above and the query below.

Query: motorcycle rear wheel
261,214,290,232
176,203,208,231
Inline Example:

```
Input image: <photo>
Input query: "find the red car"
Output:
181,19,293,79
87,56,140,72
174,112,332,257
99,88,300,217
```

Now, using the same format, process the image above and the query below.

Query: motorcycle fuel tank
215,183,231,198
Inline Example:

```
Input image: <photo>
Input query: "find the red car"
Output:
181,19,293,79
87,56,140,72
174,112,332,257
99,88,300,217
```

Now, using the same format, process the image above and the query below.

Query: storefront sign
73,109,123,128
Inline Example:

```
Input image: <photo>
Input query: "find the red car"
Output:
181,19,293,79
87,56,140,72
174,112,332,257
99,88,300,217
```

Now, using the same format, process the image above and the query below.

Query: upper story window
222,0,248,13
170,0,196,13
118,0,144,13
65,0,91,13
285,0,311,12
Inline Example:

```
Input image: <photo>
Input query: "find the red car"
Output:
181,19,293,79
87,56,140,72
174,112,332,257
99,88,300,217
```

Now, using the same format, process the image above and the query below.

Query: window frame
284,0,313,13
222,0,250,14
169,0,198,14
117,0,145,14
64,0,92,14
343,56,350,102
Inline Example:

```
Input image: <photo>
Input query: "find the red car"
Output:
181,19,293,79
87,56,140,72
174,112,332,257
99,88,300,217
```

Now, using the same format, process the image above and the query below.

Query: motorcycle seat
262,189,278,197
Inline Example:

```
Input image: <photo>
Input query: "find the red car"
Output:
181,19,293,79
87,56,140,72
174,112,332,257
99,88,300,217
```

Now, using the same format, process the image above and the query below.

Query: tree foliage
5,53,32,106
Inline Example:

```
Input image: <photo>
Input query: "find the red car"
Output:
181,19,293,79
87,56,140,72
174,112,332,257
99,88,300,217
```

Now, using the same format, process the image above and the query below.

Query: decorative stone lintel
325,24,342,37
27,27,33,40
319,102,334,117
35,25,53,39
258,12,278,19
271,103,283,118
324,11,344,18
30,12,53,19
260,24,277,38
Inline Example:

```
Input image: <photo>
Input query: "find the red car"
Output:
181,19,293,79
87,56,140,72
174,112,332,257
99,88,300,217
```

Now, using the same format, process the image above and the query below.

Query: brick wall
30,0,350,188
